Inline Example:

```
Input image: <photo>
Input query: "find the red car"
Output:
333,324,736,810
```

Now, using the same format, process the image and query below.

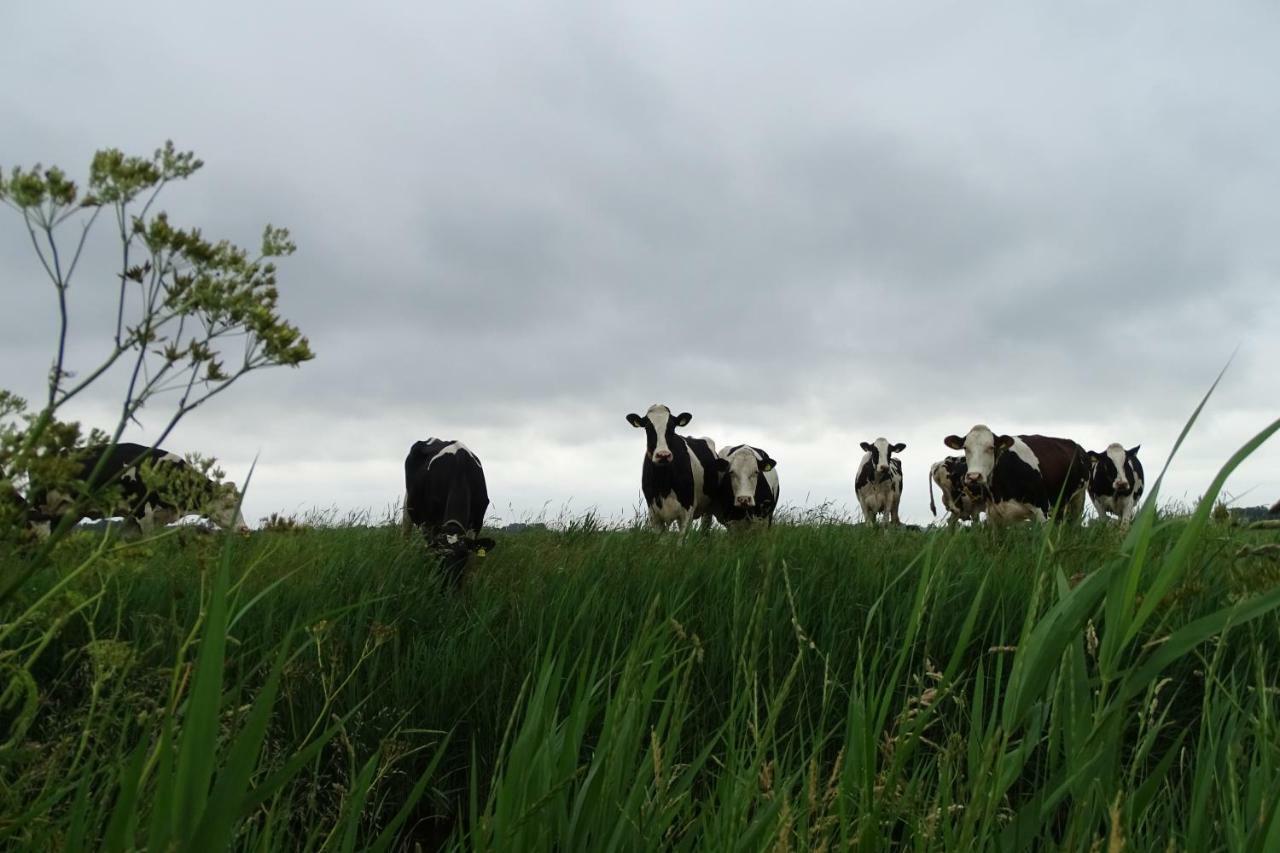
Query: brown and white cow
942,425,1089,525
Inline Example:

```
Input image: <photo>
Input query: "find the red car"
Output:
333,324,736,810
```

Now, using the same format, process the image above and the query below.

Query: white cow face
626,404,693,466
1089,443,1140,496
723,447,776,507
943,425,1014,487
859,438,905,482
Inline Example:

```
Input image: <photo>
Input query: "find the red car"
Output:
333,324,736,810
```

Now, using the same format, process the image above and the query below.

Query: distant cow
712,444,779,527
1086,443,1144,524
28,443,245,535
855,438,905,525
403,439,495,584
943,425,1089,524
626,404,719,533
929,456,980,524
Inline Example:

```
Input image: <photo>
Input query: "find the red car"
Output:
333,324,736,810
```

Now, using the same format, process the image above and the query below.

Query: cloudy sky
3,1,1278,526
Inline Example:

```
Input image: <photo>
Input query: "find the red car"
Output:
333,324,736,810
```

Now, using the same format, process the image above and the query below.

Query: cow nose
736,496,754,507
966,472,982,484
653,451,672,464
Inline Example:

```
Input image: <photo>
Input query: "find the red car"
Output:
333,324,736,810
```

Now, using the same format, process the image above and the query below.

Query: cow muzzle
736,495,754,507
1113,481,1132,495
875,467,892,482
652,451,673,465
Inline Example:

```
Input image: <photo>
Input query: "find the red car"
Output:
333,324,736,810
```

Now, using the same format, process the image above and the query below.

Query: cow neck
645,435,690,492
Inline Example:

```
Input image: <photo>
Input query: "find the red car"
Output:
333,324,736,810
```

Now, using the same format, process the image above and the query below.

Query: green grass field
4,485,1280,850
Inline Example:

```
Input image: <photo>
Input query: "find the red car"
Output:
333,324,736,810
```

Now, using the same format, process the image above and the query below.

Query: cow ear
891,443,906,453
1087,450,1101,462
714,458,730,474
943,435,965,450
675,412,693,427
1128,445,1140,456
996,435,1015,451
859,442,873,452
626,413,645,428
759,457,776,472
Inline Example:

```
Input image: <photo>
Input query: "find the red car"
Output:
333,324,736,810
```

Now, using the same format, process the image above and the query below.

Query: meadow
4,475,1280,852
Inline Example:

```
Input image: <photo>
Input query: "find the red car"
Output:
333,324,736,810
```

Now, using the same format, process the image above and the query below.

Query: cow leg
890,492,902,525
1119,497,1136,527
1090,496,1109,523
648,512,668,533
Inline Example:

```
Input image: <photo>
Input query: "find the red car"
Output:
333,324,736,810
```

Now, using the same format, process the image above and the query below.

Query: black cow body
1087,444,1144,524
855,438,904,525
712,444,779,527
627,404,718,533
28,442,245,534
403,439,495,583
929,456,979,524
944,426,1089,525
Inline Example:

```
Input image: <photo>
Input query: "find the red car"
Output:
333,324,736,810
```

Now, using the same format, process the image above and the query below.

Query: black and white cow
928,456,980,524
943,425,1089,525
1086,443,1144,524
403,439,495,584
28,442,246,535
712,444,779,527
855,438,905,525
626,404,719,533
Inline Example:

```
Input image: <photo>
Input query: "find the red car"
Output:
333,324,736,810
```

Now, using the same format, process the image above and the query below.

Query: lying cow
403,439,496,585
28,442,245,535
1087,443,1144,524
712,444,779,527
626,404,719,533
855,438,905,525
929,455,980,525
943,425,1089,524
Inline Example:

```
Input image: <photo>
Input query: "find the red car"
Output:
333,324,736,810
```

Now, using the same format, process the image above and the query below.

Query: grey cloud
3,1,1279,524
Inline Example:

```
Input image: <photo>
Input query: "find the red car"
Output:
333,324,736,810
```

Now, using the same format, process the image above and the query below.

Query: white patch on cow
160,452,183,465
721,445,762,507
645,404,675,464
687,436,717,520
987,500,1045,525
1006,438,1040,472
1105,443,1128,492
649,490,689,531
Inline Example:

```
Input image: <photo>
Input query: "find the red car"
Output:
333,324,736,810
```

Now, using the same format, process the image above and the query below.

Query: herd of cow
9,404,1152,571
396,404,1150,576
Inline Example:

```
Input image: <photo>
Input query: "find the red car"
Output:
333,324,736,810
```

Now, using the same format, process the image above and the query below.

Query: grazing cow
403,439,495,584
1086,444,1144,524
28,443,245,535
712,444,779,527
929,456,980,524
855,438,905,525
943,425,1089,524
626,404,719,533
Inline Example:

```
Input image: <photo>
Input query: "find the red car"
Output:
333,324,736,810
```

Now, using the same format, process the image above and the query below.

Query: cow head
860,438,905,483
1088,443,1141,496
943,425,1014,490
626,404,692,466
717,446,776,508
433,520,496,559
208,484,249,532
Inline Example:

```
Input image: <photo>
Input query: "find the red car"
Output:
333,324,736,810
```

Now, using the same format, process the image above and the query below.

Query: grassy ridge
3,511,1280,849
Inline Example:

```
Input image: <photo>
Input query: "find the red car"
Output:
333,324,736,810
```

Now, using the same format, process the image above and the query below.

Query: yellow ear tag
476,548,487,558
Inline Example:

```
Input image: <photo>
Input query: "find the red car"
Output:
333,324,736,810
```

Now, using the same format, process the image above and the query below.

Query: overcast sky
3,1,1278,526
